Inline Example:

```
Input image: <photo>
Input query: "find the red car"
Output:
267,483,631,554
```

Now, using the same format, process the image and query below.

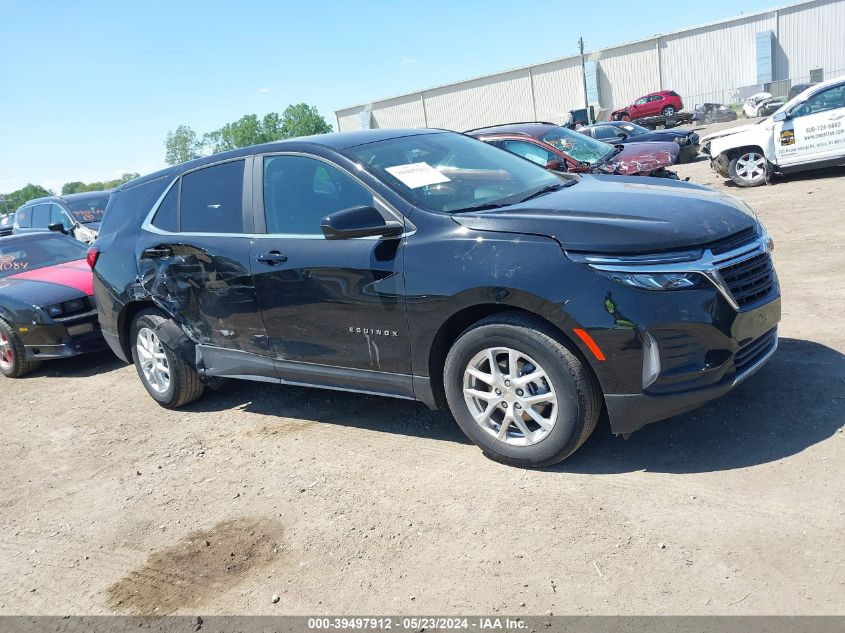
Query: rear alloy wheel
728,151,771,187
130,309,204,408
444,313,601,467
0,318,41,378
662,105,676,117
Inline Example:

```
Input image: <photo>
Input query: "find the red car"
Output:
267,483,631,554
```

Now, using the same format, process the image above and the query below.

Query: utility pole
578,37,590,123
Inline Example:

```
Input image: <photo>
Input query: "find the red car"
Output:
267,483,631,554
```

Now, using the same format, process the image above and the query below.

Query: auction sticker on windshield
385,162,451,188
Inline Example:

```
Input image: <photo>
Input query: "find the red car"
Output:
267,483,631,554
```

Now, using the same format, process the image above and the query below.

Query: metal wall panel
531,57,584,123
778,0,845,80
334,0,845,132
422,69,535,131
590,39,660,114
658,12,777,106
367,93,427,129
336,110,361,132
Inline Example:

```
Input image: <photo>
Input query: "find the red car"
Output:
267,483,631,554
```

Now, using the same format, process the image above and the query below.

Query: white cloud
400,57,417,67
258,87,271,93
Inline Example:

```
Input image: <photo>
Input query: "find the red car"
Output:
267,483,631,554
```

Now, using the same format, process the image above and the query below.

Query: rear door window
32,204,51,228
179,160,245,233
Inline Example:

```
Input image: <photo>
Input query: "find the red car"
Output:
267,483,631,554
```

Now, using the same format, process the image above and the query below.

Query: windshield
541,127,615,165
67,194,109,224
0,235,88,278
347,132,562,213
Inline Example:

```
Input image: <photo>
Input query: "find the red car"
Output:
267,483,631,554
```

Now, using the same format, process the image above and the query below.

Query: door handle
828,113,844,120
143,246,172,259
256,250,288,265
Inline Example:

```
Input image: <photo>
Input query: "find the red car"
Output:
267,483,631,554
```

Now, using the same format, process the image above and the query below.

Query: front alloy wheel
463,347,557,447
729,151,770,187
444,313,601,467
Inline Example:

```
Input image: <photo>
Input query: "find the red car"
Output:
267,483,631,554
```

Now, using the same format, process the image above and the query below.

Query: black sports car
0,233,106,377
579,121,700,163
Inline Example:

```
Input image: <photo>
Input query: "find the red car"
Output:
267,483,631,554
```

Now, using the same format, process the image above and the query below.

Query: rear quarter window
16,207,32,228
98,176,170,238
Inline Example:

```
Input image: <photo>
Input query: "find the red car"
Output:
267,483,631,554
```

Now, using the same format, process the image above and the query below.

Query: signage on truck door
775,83,845,166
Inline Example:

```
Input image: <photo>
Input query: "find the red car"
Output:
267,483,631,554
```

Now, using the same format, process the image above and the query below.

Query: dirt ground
1,120,843,616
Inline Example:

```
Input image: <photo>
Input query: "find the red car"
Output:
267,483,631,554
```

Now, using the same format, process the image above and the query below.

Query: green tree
165,125,204,165
62,181,87,195
2,184,54,212
280,103,333,138
60,173,138,195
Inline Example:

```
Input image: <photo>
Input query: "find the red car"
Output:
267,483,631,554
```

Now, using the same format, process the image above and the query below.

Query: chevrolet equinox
91,129,780,467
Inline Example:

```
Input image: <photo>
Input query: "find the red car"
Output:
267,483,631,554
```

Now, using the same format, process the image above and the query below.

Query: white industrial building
335,0,845,132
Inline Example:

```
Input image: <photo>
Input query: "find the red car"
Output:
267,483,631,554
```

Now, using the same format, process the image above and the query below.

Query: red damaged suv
610,90,684,121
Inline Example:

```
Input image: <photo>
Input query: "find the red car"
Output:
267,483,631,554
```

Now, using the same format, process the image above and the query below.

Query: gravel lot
2,121,843,616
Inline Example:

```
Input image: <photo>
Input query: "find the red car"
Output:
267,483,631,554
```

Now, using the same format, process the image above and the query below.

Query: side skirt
195,344,438,406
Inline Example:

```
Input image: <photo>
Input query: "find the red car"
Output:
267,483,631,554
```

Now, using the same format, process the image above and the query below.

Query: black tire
0,318,41,378
443,313,601,468
662,105,676,117
728,151,772,187
130,309,204,408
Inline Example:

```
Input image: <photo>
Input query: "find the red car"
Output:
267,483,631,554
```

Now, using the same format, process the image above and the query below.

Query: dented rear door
137,157,272,358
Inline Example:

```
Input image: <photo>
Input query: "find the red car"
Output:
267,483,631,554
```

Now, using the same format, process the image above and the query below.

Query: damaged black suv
91,129,780,467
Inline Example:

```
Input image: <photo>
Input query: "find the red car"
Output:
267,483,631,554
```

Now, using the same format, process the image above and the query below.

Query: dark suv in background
13,191,110,244
91,129,780,467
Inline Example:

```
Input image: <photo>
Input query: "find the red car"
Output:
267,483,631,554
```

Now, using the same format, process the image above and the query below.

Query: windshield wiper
518,182,572,203
451,202,512,213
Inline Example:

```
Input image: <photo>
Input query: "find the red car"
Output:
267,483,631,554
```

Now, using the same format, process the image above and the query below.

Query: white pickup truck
702,77,845,187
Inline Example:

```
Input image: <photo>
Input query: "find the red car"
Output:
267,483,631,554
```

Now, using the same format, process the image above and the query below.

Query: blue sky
0,0,780,195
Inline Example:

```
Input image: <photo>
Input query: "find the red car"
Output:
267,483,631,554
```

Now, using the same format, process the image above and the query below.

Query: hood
0,260,93,305
701,120,769,143
451,174,758,254
604,141,679,175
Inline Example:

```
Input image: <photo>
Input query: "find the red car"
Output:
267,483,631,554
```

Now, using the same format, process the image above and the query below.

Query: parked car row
12,191,110,244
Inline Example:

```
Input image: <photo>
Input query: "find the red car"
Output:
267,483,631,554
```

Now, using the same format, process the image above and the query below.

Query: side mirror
772,111,788,122
48,222,69,235
544,159,566,172
321,205,403,240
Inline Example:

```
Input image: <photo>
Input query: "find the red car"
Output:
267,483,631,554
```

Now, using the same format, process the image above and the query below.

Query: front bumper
604,327,778,435
562,270,781,435
21,310,107,360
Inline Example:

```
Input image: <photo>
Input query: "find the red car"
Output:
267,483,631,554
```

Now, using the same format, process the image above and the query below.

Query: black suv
13,191,110,244
91,129,780,467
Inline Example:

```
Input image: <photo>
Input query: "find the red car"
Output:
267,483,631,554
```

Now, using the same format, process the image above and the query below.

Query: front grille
734,328,777,376
718,251,775,308
708,227,757,254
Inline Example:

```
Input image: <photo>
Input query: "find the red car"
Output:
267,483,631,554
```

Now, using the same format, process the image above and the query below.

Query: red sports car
467,123,679,178
610,90,684,121
0,232,105,377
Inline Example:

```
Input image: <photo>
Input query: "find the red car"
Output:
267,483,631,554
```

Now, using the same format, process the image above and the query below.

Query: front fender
710,125,777,163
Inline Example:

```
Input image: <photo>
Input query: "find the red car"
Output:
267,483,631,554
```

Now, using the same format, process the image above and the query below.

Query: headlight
566,250,709,291
41,298,88,319
674,137,689,146
599,271,706,290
